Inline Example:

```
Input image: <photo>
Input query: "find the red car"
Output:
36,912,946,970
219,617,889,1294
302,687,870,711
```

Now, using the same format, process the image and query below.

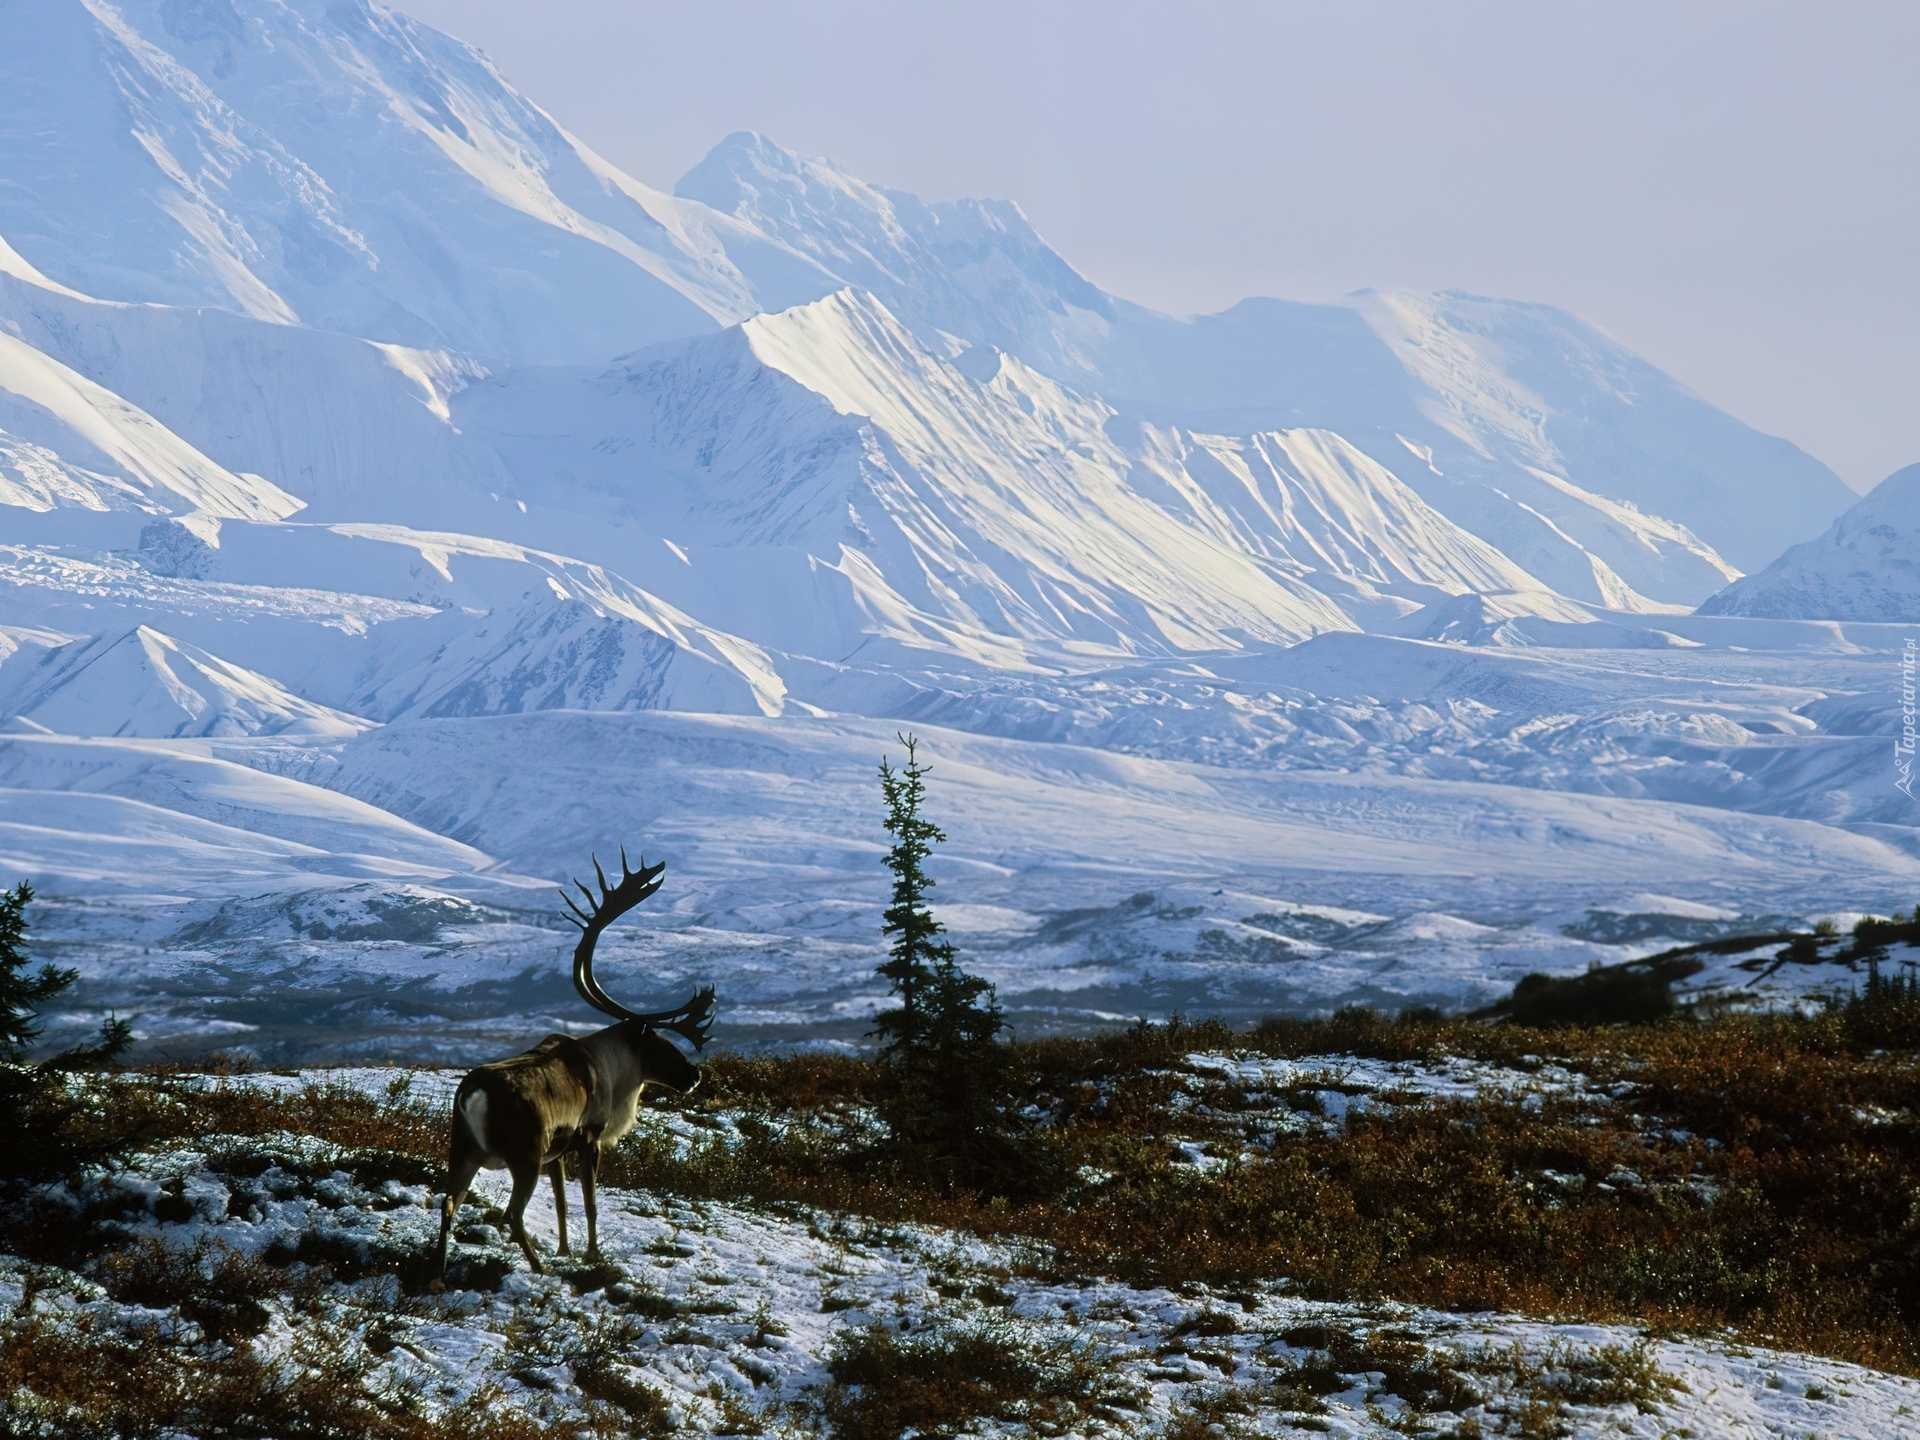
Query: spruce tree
871,736,1007,1180
874,736,947,1059
0,879,130,1068
1,880,134,1184
0,882,73,1062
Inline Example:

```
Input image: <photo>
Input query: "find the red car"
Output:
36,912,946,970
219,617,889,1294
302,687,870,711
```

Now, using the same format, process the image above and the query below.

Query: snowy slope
206,521,790,717
461,290,1361,661
0,731,492,881
0,322,303,523
684,135,1849,597
0,0,836,362
0,622,368,738
0,261,511,526
4,248,1538,669
1125,424,1554,611
338,596,775,722
305,711,1920,902
677,131,1120,384
1351,291,1839,580
0,524,787,725
0,6,1850,601
10,696,1907,1052
797,627,1920,834
1698,462,1920,621
453,292,1631,664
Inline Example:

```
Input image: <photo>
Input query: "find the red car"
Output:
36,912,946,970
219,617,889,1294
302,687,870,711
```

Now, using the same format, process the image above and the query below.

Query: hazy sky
402,1,1917,492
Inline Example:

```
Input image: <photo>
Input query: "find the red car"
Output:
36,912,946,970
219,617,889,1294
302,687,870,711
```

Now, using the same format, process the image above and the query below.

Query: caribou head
562,849,714,1078
435,849,715,1279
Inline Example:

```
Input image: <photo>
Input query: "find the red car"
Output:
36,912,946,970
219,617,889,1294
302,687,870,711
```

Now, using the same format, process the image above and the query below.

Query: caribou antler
562,849,716,1047
635,985,717,1051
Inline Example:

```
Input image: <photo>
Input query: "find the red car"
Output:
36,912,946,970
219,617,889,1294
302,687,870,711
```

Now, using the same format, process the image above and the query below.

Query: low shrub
0,1309,601,1440
94,1237,296,1343
610,1009,1920,1375
821,1316,1138,1440
7,997,1919,1420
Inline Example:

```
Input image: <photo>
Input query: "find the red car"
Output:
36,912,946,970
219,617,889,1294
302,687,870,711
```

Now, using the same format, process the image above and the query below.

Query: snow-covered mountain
0,0,837,360
0,519,788,730
1698,463,1920,622
0,0,1905,1056
0,622,366,738
464,289,1381,661
0,260,306,525
683,132,1852,593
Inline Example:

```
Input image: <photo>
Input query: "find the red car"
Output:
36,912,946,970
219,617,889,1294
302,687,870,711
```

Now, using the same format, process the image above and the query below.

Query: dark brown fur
433,852,712,1281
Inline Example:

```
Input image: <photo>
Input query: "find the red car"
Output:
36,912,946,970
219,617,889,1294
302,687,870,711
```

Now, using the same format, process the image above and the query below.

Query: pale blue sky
402,1,1918,492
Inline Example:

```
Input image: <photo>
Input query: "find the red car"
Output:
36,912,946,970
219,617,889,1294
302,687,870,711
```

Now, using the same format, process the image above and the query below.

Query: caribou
434,850,714,1279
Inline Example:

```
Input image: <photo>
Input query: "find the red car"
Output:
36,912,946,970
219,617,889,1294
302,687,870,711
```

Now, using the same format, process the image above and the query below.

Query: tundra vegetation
3,859,1919,1433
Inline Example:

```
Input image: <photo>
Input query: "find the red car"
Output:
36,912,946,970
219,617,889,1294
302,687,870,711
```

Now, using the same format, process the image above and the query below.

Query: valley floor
10,637,1918,1062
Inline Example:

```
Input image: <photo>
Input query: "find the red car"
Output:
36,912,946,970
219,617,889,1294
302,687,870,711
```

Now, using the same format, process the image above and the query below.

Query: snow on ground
0,732,498,935
4,691,1913,1060
1671,938,1920,1013
10,1113,1915,1439
7,705,1914,1060
1183,1049,1607,1109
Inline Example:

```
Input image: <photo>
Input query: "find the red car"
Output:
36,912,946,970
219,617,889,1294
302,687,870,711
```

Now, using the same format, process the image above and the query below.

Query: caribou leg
547,1156,570,1256
435,1152,483,1282
505,1162,545,1274
580,1145,602,1262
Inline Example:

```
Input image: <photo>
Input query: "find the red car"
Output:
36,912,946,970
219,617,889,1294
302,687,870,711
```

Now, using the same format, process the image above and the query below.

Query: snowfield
7,706,1915,1058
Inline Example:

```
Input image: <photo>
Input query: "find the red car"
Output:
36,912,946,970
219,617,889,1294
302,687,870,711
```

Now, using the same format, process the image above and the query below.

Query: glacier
0,0,1911,1060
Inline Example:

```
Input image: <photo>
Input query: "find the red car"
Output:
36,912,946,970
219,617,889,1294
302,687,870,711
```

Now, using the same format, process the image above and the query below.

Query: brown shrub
94,1237,305,1343
821,1317,1137,1440
600,1012,1920,1376
0,1309,608,1439
12,1011,1911,1407
178,1079,446,1159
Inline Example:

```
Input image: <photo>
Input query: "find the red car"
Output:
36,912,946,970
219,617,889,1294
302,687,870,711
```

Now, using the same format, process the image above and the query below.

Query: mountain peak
1697,462,1920,621
0,2,835,362
676,131,1113,372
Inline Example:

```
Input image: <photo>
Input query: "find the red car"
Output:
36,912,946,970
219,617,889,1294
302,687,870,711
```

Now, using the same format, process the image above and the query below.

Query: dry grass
0,1308,613,1440
616,1010,1920,1376
3,1004,1915,1437
819,1315,1140,1440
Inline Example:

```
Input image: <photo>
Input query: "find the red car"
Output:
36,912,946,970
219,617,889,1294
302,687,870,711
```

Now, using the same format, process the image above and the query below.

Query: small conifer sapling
0,880,131,1068
0,880,133,1183
871,736,1007,1181
0,882,72,1063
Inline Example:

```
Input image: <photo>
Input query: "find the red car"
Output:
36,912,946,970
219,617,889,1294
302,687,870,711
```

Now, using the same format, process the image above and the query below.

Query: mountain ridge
680,132,1850,591
1698,463,1920,622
